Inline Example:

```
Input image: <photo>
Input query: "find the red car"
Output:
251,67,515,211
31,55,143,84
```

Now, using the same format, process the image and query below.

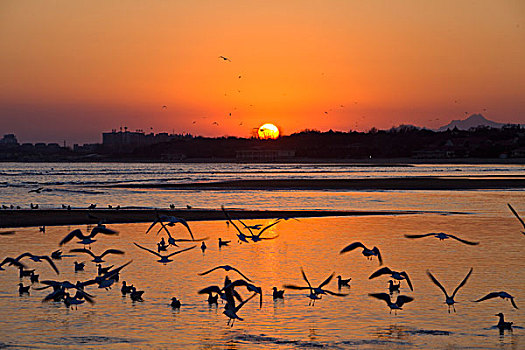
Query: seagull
63,292,93,309
0,230,16,235
427,268,473,313
340,242,383,265
18,283,30,295
508,203,525,235
388,280,400,294
133,243,196,264
147,214,195,241
245,221,280,242
69,248,125,263
224,279,263,308
171,297,181,309
59,226,118,247
50,250,62,260
369,293,414,314
284,268,348,305
13,252,60,274
197,285,222,305
495,313,513,332
198,265,252,282
224,292,257,327
82,261,133,290
337,275,351,289
404,232,479,245
28,187,44,193
221,206,250,243
369,267,414,291
474,291,519,309
130,286,144,302
121,281,134,296
201,242,207,253
218,238,230,247
272,287,285,299
219,56,231,62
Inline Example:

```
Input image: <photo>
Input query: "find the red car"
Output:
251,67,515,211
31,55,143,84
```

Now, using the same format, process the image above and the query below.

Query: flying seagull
369,267,413,291
404,232,479,245
474,291,519,309
219,56,231,62
369,293,414,315
198,265,252,282
340,242,383,265
133,243,196,264
427,268,473,313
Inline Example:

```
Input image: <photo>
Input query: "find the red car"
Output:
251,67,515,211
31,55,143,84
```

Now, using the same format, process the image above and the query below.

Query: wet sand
0,208,436,229
108,177,525,190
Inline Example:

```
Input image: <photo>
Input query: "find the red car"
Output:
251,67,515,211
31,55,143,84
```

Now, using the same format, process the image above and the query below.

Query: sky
1,1,524,144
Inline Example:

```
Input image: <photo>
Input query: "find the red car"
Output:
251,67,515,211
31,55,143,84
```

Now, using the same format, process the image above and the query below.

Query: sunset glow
257,123,280,139
0,1,524,144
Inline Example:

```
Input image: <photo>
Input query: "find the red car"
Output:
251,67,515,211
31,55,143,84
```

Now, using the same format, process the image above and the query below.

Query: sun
257,123,280,139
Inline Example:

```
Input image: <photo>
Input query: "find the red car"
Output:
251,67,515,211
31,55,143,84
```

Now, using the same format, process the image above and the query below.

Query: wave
235,333,413,349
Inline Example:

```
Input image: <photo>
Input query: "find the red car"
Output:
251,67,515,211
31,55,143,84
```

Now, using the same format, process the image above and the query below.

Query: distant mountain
437,114,506,131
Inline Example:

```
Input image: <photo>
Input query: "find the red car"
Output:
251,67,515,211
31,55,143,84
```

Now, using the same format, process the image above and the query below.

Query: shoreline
0,208,453,229
106,177,525,191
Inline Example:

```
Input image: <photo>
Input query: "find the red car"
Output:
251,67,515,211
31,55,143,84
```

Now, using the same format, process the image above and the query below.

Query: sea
0,162,523,349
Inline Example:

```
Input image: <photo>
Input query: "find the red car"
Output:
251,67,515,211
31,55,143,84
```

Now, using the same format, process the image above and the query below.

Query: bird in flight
474,291,519,309
340,242,383,265
427,268,473,313
369,293,414,315
404,232,479,245
198,265,252,282
133,243,196,264
219,56,231,62
369,267,413,291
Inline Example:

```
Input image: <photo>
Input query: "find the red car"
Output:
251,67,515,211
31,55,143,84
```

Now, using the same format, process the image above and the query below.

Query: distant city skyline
1,1,524,144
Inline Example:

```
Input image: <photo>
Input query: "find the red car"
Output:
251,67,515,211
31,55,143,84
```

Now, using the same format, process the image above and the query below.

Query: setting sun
257,123,280,139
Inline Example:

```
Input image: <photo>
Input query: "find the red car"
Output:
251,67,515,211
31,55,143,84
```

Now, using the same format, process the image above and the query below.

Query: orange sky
1,1,524,144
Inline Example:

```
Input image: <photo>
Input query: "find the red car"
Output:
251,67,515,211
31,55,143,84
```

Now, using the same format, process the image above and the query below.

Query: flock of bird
0,203,524,334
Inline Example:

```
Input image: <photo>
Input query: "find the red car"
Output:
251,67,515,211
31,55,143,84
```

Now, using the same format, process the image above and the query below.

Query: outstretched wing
400,271,414,291
474,292,501,302
0,257,26,269
510,297,519,309
324,289,349,297
396,295,414,307
162,216,194,240
40,255,60,275
230,266,252,282
369,292,391,304
198,285,222,295
198,266,222,276
318,272,335,289
257,220,281,237
300,268,313,289
508,203,525,229
69,248,96,258
166,245,196,258
369,267,393,280
283,284,310,290
90,226,118,237
340,242,365,254
221,206,251,236
404,233,435,239
133,243,161,258
372,247,383,265
59,229,85,246
100,249,125,258
427,270,448,298
447,234,479,246
451,268,473,298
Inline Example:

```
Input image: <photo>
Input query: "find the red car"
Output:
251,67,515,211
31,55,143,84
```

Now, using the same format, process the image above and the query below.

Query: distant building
102,129,191,153
0,134,19,147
